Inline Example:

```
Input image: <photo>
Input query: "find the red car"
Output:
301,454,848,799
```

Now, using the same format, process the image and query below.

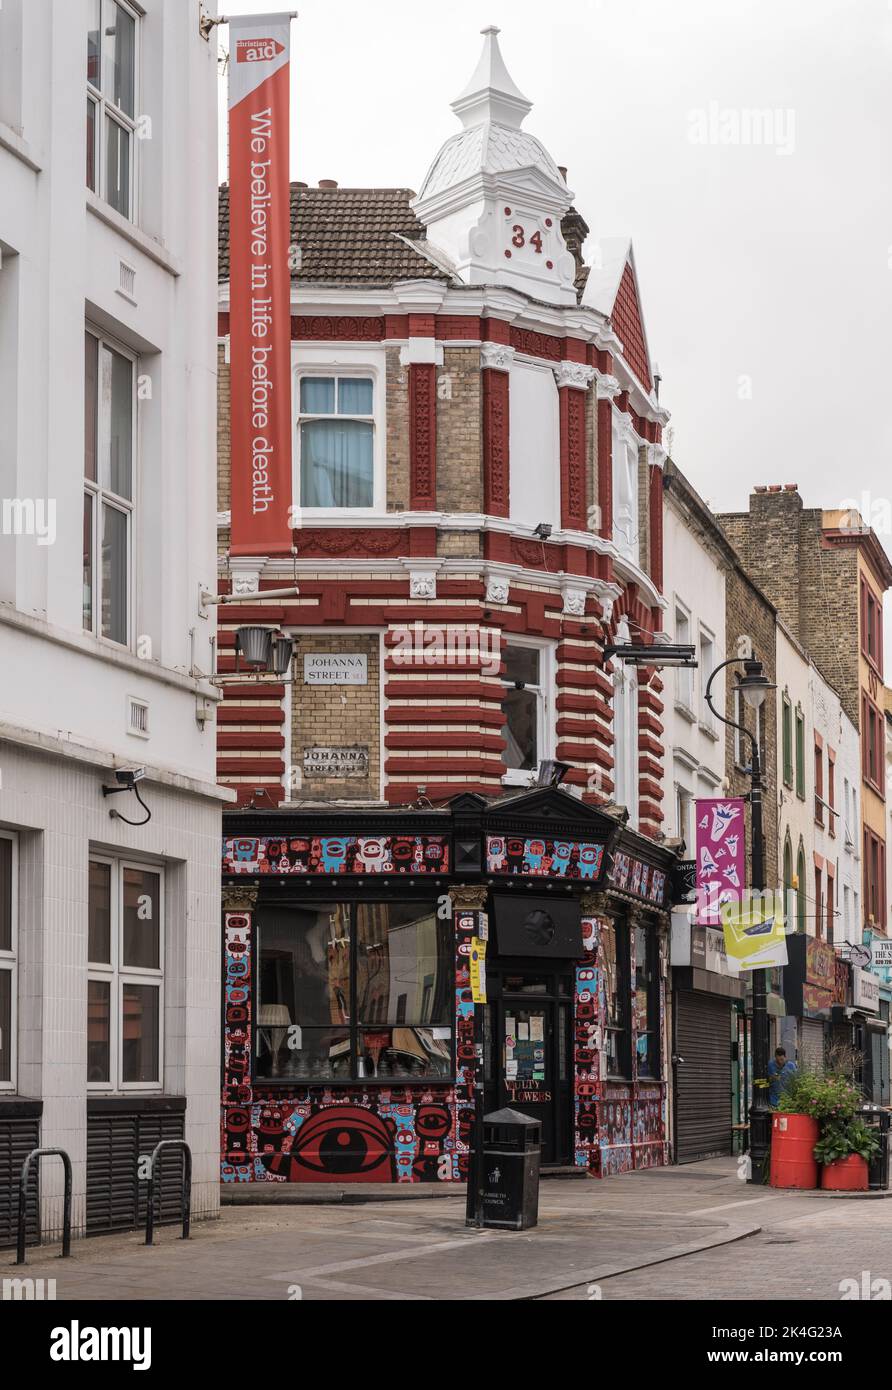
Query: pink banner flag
695,797,746,925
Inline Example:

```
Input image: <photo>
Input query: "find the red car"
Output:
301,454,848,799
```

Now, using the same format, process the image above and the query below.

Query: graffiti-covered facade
221,791,680,1183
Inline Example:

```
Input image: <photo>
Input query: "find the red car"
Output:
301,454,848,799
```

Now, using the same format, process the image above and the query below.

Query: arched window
796,842,806,933
783,836,794,928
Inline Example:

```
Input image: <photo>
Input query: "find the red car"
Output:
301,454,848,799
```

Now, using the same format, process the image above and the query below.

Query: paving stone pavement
5,1158,890,1302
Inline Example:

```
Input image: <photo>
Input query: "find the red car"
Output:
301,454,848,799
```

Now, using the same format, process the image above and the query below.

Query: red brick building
219,28,678,1185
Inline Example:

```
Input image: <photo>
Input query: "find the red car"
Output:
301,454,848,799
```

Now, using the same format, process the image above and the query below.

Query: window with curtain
87,0,138,218
299,376,375,507
256,900,452,1081
84,329,134,645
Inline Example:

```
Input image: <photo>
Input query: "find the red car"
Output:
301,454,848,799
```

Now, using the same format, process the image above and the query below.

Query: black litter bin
860,1105,892,1190
466,1107,541,1230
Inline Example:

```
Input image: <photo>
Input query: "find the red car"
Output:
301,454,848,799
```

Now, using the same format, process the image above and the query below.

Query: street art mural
486,836,605,879
223,835,450,876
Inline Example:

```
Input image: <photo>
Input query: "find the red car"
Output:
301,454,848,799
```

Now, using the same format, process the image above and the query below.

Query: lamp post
704,654,775,1185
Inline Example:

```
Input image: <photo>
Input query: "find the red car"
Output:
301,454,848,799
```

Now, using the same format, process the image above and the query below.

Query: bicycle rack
16,1148,72,1266
145,1139,192,1246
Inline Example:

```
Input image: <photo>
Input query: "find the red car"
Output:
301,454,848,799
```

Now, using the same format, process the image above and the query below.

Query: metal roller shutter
674,991,733,1163
0,1117,40,1249
800,1018,825,1076
86,1109,185,1235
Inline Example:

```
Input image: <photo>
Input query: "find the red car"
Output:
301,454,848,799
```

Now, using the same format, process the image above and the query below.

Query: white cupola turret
412,27,579,306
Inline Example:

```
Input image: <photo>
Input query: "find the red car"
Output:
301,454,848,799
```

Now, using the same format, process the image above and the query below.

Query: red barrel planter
769,1113,819,1189
820,1154,868,1191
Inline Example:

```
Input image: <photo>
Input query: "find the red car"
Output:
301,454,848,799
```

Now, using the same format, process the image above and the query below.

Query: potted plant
769,1071,864,1190
814,1117,879,1192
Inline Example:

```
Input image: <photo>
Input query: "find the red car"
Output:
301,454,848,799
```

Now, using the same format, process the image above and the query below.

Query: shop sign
871,937,892,971
803,936,836,1013
303,653,368,685
853,967,881,1013
704,926,734,977
720,892,787,972
837,942,871,969
303,746,369,778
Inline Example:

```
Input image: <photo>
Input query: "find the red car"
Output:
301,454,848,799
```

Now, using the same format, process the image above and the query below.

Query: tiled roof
218,183,448,286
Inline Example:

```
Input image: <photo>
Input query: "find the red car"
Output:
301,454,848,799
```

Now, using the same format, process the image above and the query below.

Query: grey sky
218,0,892,534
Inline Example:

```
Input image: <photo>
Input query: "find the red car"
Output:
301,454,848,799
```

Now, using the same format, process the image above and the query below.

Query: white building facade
0,0,225,1243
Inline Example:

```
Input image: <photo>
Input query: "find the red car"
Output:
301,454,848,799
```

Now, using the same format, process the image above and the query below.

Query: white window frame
613,662,639,828
698,625,718,737
499,636,554,787
673,599,694,717
87,0,140,221
293,354,384,519
84,326,137,649
0,831,18,1093
611,413,640,566
674,781,693,847
87,855,164,1093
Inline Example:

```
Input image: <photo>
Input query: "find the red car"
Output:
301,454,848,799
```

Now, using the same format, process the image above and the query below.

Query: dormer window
298,374,375,508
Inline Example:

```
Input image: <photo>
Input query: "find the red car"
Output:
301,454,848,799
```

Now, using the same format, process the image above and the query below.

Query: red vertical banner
228,14,293,556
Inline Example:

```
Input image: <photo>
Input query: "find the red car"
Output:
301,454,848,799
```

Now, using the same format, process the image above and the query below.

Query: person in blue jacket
768,1047,797,1107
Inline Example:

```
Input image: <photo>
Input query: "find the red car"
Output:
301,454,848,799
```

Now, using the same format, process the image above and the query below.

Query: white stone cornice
553,361,596,392
480,342,515,372
399,339,445,367
648,443,668,470
484,567,513,604
391,279,450,312
595,373,622,401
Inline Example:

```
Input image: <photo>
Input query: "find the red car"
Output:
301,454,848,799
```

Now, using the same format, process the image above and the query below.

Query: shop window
0,833,16,1089
500,642,550,783
256,900,452,1082
87,0,138,218
84,328,135,646
634,923,660,1079
298,375,375,508
87,857,163,1089
600,918,631,1079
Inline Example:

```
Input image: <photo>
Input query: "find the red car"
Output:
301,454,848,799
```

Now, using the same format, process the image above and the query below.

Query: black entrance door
483,968,573,1166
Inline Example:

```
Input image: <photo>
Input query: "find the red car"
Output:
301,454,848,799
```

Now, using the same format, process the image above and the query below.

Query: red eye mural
281,1106,396,1182
415,1104,451,1141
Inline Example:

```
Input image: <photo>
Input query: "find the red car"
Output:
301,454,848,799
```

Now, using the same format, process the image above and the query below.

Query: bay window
87,0,138,218
298,374,375,508
0,833,16,1089
256,900,452,1081
88,858,163,1088
84,329,135,645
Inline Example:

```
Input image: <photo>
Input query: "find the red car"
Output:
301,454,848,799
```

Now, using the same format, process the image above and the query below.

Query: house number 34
511,224,544,253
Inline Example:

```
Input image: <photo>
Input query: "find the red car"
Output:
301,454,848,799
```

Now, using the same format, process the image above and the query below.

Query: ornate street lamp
704,654,776,1185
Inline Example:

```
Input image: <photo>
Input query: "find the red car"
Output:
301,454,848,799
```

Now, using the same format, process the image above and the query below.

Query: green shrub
775,1070,861,1122
813,1117,880,1165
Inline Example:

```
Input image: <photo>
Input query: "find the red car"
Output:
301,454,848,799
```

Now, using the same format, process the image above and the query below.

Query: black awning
492,894,584,958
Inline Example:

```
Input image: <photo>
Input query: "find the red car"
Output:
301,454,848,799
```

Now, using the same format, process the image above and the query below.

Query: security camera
115,767,146,788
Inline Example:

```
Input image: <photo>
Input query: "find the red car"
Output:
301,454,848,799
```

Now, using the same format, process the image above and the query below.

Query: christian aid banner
228,13,293,556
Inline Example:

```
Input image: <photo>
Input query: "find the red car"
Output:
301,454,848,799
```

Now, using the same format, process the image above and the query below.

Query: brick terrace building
217,29,680,1184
